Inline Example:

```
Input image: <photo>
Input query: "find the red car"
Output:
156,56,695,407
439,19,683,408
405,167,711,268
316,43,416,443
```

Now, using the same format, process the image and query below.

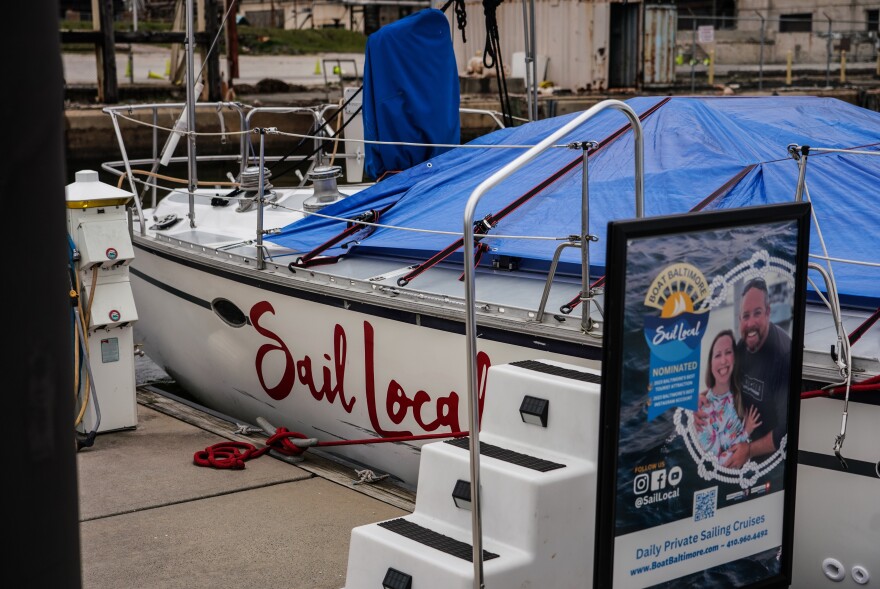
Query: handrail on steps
461,98,644,589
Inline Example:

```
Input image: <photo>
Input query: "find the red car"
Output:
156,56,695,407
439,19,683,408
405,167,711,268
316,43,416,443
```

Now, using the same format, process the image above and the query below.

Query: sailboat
89,3,878,587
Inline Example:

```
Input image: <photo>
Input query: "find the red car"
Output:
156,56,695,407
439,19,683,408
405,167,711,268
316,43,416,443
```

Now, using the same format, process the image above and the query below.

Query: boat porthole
822,557,846,582
211,298,248,328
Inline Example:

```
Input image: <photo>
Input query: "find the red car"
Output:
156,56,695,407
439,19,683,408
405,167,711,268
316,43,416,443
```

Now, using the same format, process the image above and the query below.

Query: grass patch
60,19,366,55
237,27,367,55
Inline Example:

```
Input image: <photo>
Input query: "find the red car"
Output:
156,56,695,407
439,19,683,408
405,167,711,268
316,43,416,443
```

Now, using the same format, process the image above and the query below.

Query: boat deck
77,387,413,589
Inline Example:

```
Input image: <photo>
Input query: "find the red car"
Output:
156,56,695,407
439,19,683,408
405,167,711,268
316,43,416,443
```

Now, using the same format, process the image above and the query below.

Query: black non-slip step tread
445,437,566,472
510,359,602,384
378,518,499,562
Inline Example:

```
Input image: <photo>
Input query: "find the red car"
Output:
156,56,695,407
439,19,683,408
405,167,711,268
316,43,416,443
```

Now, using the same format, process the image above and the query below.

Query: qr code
693,487,717,522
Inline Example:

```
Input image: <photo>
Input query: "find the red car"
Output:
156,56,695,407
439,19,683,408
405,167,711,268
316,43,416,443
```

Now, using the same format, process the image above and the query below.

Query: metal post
462,100,644,589
708,49,715,85
528,0,538,121
185,0,199,228
578,141,598,333
257,128,267,270
98,0,119,103
691,16,697,93
521,0,533,122
825,13,832,88
205,0,222,101
108,112,146,234
755,11,765,91
151,107,158,207
128,0,137,84
225,0,240,84
789,144,809,202
786,50,793,86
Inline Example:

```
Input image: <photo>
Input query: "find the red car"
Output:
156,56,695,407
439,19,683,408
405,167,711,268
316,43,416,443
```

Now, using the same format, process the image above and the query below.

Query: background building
59,0,880,93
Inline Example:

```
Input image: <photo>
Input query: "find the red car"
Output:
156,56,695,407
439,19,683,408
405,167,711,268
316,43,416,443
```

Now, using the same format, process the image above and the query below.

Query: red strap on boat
801,374,880,399
457,242,492,281
799,307,880,399
848,306,880,345
396,97,673,288
396,216,494,286
289,206,390,269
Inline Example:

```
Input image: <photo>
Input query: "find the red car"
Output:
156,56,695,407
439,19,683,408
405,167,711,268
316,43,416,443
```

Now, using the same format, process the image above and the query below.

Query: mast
185,0,199,227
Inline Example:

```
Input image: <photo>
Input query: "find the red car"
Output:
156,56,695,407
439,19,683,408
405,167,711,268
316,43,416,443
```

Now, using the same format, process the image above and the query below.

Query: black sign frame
594,202,811,589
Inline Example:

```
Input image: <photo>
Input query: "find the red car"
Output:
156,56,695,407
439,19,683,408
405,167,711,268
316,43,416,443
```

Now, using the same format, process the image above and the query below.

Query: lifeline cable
482,0,513,127
285,98,672,271
220,86,364,200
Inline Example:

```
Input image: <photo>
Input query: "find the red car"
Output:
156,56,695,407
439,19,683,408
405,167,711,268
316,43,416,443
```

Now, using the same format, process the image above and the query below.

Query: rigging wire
482,0,514,127
441,0,468,43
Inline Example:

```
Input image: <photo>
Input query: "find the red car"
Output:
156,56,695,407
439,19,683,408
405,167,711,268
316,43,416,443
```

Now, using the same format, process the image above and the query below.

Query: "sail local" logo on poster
643,263,710,421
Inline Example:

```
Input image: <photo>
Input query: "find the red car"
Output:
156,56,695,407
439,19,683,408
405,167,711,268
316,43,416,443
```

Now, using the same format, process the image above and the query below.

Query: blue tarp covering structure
269,96,880,307
362,8,460,179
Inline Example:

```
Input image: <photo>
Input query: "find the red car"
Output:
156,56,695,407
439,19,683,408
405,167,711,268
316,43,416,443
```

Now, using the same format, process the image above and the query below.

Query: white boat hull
792,397,880,586
131,241,600,486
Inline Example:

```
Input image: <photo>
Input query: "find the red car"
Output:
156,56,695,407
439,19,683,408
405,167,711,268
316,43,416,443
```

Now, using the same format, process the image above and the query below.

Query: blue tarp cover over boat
361,8,460,179
269,96,880,308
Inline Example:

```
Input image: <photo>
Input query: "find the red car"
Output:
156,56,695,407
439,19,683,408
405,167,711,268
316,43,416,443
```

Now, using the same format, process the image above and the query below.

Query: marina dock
77,387,413,589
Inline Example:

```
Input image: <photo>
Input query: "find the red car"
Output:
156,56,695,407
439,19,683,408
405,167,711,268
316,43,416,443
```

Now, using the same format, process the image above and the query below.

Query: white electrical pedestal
66,170,139,434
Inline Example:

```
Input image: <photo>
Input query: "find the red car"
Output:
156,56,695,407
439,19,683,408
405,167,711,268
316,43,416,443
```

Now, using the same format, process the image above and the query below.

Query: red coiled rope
193,427,312,469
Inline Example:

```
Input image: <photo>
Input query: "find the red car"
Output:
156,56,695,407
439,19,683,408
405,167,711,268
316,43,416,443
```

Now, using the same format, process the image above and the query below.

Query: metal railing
677,13,879,92
460,98,645,589
102,101,351,234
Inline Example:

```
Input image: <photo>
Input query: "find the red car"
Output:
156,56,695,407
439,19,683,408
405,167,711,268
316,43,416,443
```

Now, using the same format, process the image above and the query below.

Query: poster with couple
595,202,811,589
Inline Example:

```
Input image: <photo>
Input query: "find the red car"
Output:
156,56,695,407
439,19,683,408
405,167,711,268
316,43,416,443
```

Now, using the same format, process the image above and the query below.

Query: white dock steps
443,437,568,471
342,359,602,589
376,518,500,561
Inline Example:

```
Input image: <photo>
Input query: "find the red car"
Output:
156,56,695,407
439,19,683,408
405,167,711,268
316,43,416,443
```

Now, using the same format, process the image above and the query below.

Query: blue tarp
362,8,460,179
269,96,880,307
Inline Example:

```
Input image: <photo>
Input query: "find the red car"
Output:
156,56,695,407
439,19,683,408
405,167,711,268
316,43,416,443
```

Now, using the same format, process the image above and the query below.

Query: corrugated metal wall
448,0,630,92
643,4,676,87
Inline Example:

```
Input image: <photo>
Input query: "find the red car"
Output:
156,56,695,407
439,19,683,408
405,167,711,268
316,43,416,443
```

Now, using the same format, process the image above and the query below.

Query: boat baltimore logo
643,263,710,421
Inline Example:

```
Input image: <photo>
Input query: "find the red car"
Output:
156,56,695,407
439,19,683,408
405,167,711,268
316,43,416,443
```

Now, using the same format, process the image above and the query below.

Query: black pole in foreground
3,2,82,587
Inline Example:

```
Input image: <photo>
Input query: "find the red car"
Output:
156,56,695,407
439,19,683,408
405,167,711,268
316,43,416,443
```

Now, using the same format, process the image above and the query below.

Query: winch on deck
303,164,347,212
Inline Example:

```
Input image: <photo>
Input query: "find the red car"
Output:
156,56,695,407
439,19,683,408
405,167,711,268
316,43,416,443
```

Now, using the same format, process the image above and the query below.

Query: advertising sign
595,202,811,588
